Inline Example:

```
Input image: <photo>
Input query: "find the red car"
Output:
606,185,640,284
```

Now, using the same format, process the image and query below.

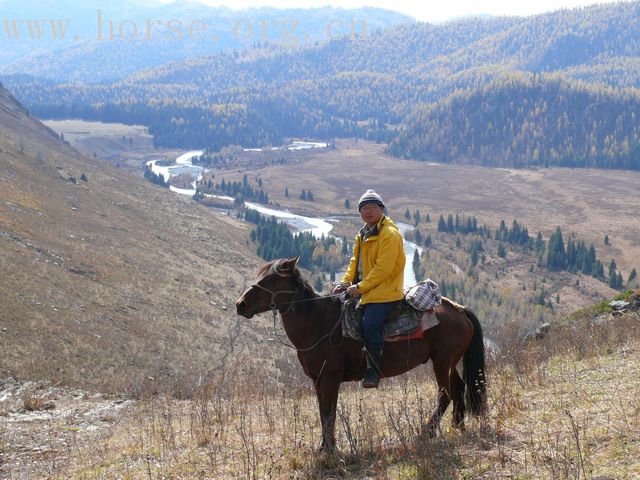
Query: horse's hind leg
424,355,453,437
451,369,466,430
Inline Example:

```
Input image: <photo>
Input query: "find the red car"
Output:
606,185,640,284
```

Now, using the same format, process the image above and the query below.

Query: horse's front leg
314,376,340,453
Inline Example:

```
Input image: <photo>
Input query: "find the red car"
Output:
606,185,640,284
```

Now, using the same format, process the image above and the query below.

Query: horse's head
236,257,301,318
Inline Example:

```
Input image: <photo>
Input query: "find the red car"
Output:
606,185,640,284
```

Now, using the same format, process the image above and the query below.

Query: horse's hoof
317,443,337,454
423,425,438,438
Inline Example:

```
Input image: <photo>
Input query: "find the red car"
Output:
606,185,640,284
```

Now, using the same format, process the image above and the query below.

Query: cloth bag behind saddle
403,279,441,311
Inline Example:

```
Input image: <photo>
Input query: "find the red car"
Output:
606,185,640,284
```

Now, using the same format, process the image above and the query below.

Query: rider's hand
331,283,348,295
346,284,360,297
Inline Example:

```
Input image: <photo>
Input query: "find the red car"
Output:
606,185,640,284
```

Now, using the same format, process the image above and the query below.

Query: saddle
341,297,439,343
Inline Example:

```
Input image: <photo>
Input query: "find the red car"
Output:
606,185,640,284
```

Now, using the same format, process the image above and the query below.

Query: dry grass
0,88,272,394
3,311,637,479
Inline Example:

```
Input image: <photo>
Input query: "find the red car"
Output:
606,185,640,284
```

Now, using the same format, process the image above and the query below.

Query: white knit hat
358,189,385,210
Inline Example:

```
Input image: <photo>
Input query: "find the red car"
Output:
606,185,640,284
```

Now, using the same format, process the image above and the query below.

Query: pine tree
547,227,567,271
608,259,618,288
447,214,454,233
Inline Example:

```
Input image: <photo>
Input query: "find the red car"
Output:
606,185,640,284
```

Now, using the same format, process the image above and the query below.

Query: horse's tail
462,308,487,416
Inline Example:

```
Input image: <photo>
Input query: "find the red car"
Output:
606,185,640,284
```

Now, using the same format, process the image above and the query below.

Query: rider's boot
362,349,383,388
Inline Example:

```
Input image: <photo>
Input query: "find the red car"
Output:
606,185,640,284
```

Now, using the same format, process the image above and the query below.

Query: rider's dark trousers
362,301,401,353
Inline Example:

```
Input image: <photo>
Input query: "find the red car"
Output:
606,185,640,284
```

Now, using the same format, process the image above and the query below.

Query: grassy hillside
3,293,638,478
0,84,276,394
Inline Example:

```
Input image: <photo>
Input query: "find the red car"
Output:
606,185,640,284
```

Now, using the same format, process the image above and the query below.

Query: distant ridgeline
5,1,640,169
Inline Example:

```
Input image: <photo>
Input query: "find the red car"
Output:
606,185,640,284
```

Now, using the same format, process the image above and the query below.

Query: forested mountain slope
388,73,640,168
4,2,640,168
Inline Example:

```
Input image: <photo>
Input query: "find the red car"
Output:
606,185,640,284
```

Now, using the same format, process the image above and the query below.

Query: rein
249,282,344,352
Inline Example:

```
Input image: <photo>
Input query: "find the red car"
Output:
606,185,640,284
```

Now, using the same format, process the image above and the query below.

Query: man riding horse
332,189,405,388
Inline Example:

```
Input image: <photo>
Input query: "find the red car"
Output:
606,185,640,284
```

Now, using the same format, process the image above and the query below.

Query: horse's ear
272,257,298,276
281,256,299,272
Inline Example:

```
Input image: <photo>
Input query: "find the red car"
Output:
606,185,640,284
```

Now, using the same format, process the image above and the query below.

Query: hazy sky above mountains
170,0,626,22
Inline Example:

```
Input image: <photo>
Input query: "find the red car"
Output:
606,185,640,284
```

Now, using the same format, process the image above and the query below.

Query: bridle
250,281,300,315
246,281,344,352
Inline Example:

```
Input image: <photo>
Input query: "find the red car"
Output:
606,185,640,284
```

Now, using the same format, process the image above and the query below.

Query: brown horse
236,257,487,452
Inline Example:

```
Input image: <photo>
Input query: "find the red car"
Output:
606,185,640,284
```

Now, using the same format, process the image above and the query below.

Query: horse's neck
280,297,335,348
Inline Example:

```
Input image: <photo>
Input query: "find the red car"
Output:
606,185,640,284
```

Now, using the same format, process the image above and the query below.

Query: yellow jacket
341,215,405,304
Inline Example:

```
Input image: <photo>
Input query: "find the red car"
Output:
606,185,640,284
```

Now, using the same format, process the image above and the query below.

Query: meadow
3,300,638,479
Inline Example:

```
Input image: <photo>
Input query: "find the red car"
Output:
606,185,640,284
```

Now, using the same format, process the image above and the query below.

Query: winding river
154,150,422,286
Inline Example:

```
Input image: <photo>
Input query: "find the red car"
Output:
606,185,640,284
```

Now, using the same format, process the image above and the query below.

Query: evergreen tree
608,259,619,288
547,227,567,271
412,249,420,277
447,214,454,233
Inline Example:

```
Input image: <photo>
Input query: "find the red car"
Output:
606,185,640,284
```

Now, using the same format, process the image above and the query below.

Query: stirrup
362,368,380,388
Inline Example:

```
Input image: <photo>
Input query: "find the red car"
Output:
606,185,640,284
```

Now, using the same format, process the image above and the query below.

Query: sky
169,0,626,22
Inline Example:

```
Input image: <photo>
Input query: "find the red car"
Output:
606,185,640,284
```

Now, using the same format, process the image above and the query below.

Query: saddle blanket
342,298,440,343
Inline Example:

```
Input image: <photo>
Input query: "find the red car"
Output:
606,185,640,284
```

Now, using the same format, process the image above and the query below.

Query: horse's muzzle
235,299,253,318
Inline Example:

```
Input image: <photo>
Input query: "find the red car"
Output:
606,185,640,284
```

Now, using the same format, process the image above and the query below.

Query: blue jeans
362,301,400,354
